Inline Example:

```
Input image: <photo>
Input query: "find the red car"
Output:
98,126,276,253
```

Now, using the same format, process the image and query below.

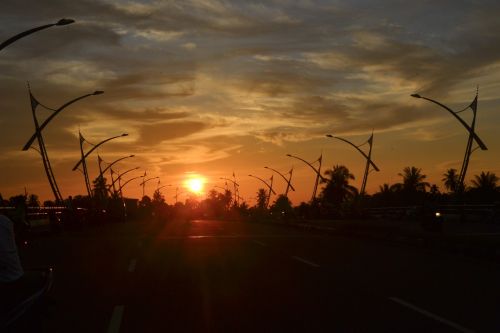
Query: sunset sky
1,0,499,205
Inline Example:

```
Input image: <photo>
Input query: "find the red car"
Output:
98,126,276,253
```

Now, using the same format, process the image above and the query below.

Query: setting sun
186,177,205,194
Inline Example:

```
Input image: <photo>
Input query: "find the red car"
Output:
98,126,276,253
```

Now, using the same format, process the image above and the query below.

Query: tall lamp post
220,177,240,205
411,90,487,190
286,153,326,202
118,176,143,198
248,174,276,208
264,166,295,197
139,177,159,198
0,19,75,52
98,154,135,194
23,85,103,203
73,132,128,197
108,167,140,196
325,133,379,195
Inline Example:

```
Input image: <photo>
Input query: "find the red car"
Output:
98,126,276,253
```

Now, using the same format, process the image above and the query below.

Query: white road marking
389,297,476,333
128,259,137,273
252,240,267,247
457,232,500,236
107,305,125,333
171,234,325,240
292,256,320,268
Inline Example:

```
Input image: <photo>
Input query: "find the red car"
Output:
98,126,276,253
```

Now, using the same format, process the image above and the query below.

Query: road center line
107,305,124,333
388,297,476,333
252,240,267,247
128,259,137,273
292,256,320,268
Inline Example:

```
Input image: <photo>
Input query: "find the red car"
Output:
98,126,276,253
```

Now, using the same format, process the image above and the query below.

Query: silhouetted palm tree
471,171,498,192
442,168,459,193
321,165,358,205
398,166,429,192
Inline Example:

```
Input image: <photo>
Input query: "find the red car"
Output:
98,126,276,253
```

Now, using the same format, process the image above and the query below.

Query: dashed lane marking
107,305,124,333
128,259,137,273
252,240,267,247
291,256,321,268
389,297,476,333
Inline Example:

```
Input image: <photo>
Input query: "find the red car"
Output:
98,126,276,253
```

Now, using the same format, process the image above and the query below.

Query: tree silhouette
471,171,498,192
320,165,358,205
398,166,429,192
256,188,268,210
442,168,459,193
27,194,40,207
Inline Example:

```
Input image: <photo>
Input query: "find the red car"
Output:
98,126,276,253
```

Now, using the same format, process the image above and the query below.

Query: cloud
138,120,210,145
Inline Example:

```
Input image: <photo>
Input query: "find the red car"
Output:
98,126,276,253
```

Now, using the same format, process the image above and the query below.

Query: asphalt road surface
10,218,500,332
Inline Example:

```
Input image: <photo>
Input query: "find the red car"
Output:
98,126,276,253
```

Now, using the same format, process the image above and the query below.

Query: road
10,218,500,332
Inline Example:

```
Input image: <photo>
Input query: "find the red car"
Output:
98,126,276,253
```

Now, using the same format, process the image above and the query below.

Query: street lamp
325,133,379,195
264,166,295,196
139,176,159,198
98,154,135,194
286,153,326,202
118,176,143,198
108,167,140,196
0,19,75,52
73,132,128,197
411,90,487,190
22,90,104,151
248,174,276,208
23,84,103,203
220,176,240,205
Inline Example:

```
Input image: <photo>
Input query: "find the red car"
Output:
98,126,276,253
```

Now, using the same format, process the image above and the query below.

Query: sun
186,177,204,194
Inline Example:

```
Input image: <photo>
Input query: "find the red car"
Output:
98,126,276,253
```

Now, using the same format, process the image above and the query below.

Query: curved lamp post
264,166,295,196
73,132,128,197
220,176,240,205
411,91,487,190
325,133,379,195
98,154,135,194
23,85,103,203
23,90,104,151
248,174,276,208
108,167,140,195
118,175,143,198
286,153,326,202
0,19,75,52
139,176,159,198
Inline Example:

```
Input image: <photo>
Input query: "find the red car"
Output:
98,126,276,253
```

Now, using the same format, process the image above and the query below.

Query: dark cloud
138,121,210,145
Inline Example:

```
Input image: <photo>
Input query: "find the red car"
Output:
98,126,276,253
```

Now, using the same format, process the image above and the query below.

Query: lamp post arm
72,134,127,171
326,136,380,171
110,167,139,188
220,177,239,187
119,176,142,192
415,95,487,150
248,175,276,195
23,92,102,151
286,154,327,182
101,155,134,175
264,166,296,191
0,19,75,52
139,177,159,186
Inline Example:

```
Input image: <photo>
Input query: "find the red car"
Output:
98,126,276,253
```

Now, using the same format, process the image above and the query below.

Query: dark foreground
10,218,500,332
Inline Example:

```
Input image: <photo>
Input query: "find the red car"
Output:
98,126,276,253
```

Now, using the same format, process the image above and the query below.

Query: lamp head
121,133,128,137
411,93,421,98
286,154,291,157
248,174,252,177
129,154,135,157
326,134,333,137
93,90,104,95
264,166,269,169
56,18,75,26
